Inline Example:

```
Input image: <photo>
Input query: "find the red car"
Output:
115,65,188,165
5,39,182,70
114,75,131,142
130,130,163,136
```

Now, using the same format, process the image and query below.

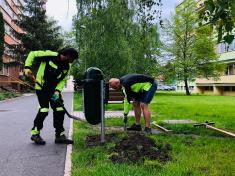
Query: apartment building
175,0,235,96
0,0,24,90
195,42,235,96
194,0,235,96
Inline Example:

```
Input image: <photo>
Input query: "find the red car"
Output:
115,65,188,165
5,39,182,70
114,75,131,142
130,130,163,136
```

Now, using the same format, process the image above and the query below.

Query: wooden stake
206,124,235,138
151,121,172,133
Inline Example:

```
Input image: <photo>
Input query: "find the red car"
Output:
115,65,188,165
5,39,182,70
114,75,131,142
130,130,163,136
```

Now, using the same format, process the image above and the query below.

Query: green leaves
231,2,235,16
204,0,215,13
74,0,161,80
223,34,234,44
10,0,63,67
165,0,221,95
202,0,235,44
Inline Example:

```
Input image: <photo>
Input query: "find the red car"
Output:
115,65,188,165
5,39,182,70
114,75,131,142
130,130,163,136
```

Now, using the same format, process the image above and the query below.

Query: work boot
127,123,142,131
55,133,73,144
31,134,46,145
31,127,46,145
143,127,152,134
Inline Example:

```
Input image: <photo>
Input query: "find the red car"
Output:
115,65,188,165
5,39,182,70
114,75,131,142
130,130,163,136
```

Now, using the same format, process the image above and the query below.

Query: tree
165,0,222,95
75,0,133,80
62,30,80,80
200,0,235,43
130,0,161,75
62,30,78,49
0,12,4,69
11,0,63,66
74,0,161,80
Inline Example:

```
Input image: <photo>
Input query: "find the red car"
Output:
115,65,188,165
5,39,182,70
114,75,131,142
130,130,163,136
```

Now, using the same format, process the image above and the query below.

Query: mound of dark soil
85,133,118,147
109,133,171,164
85,133,172,164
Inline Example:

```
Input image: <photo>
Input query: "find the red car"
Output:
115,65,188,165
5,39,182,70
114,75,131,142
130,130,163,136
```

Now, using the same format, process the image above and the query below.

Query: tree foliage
74,0,161,80
11,0,63,66
164,0,223,95
131,0,161,75
0,12,4,68
200,0,235,43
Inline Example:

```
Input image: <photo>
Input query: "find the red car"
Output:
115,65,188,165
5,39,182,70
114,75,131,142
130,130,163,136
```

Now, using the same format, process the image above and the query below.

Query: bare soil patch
85,133,172,164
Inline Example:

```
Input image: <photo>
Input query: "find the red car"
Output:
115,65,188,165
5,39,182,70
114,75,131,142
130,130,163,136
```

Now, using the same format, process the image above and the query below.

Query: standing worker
109,74,157,134
24,48,78,145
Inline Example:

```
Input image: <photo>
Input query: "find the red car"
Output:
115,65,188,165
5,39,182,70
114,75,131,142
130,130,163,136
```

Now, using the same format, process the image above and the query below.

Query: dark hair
59,48,79,60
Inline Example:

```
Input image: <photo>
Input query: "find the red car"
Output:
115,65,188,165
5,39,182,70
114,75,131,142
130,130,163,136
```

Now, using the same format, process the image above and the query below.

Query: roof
218,51,235,63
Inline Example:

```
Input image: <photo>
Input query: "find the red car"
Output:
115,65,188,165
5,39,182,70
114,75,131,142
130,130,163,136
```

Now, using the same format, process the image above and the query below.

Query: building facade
176,0,235,96
0,0,24,90
194,0,235,96
195,43,235,96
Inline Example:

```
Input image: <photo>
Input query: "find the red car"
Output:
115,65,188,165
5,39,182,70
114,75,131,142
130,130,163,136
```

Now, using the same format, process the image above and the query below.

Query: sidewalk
0,93,72,176
73,110,135,119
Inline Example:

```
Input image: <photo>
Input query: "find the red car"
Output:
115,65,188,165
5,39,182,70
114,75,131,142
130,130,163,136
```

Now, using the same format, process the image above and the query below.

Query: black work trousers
33,90,65,135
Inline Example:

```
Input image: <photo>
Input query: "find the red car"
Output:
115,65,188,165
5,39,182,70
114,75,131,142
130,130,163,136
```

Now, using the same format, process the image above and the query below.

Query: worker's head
59,48,79,63
109,78,121,90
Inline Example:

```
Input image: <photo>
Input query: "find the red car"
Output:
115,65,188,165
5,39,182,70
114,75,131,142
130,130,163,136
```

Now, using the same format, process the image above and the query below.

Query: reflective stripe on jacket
25,50,70,92
120,74,155,115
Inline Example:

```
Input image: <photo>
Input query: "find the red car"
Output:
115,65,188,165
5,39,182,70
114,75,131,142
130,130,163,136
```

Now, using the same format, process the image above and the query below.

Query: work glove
24,68,35,82
24,68,32,77
51,91,60,102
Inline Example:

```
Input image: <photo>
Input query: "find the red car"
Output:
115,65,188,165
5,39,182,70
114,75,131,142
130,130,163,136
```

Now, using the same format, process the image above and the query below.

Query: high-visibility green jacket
24,50,71,93
120,74,154,115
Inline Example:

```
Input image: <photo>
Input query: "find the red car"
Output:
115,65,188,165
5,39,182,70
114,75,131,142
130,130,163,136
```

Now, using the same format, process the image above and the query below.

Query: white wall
62,75,74,92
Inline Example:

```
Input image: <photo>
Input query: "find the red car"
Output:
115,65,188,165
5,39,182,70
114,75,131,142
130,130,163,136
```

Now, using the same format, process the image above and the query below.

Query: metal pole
100,80,105,143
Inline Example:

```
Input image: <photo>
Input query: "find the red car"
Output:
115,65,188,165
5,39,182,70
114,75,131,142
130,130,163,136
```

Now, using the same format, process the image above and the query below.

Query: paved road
0,93,73,176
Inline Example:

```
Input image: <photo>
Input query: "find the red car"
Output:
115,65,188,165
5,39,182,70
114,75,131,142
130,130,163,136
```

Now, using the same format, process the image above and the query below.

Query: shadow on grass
156,91,203,96
158,122,233,138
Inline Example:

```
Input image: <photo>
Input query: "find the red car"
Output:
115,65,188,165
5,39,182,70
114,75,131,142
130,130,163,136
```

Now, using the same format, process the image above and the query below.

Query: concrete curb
64,94,74,176
64,118,73,176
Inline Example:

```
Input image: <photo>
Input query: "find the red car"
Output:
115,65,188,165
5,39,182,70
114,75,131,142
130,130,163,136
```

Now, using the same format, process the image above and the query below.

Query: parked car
158,85,176,91
169,85,176,90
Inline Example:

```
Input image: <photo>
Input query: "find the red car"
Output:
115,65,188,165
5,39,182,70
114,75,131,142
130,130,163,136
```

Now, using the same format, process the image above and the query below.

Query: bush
0,92,21,101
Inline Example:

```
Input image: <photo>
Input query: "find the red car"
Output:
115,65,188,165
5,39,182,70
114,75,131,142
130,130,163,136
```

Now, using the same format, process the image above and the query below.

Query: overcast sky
46,0,77,32
46,0,181,32
162,0,182,19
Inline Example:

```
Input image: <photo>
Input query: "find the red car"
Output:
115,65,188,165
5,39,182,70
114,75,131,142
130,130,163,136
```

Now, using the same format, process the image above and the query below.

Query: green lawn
0,92,21,101
72,92,235,176
73,92,83,111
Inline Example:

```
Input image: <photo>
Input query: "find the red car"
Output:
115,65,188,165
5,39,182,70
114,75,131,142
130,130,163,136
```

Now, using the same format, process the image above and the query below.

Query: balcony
196,75,235,85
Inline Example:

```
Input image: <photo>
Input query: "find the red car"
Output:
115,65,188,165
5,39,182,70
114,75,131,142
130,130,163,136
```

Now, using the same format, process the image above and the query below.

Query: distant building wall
62,75,74,92
0,0,24,90
176,0,235,96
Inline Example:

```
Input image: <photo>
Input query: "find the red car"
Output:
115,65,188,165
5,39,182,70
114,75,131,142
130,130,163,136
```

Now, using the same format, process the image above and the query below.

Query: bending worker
109,74,157,134
24,48,78,145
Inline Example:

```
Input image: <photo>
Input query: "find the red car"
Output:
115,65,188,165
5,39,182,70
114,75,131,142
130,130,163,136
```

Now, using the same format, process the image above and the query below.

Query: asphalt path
0,92,73,176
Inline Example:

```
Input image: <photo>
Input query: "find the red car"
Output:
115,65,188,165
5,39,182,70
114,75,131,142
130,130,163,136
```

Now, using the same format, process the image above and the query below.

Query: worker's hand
51,91,60,102
24,68,35,82
24,68,32,77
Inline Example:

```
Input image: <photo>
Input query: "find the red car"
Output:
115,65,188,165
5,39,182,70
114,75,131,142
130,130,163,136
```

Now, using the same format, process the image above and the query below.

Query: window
224,87,230,91
0,64,9,76
228,65,234,75
204,86,213,91
224,64,235,75
189,86,194,90
224,87,235,92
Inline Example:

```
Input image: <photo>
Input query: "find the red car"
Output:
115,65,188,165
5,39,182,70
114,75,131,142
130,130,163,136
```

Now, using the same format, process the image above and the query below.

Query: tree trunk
184,78,191,95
